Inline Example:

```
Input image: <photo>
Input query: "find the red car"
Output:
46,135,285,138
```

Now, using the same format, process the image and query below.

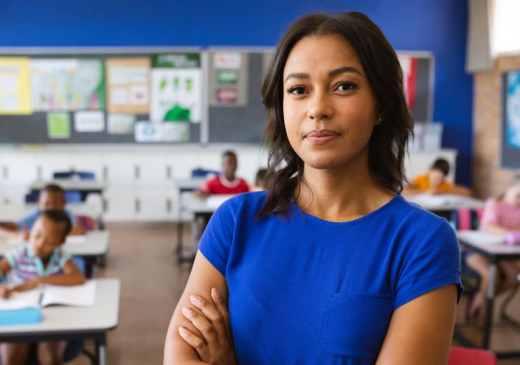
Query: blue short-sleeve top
199,192,462,364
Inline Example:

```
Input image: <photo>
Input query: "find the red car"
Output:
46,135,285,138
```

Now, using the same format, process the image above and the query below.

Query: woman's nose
306,91,333,121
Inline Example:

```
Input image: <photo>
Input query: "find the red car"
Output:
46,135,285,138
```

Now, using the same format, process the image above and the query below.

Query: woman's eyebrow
329,66,361,78
284,66,362,84
284,72,309,84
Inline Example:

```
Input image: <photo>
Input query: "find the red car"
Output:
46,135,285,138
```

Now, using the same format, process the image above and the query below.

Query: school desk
178,192,234,262
0,231,110,278
0,278,120,365
405,194,485,220
173,178,206,263
455,230,520,358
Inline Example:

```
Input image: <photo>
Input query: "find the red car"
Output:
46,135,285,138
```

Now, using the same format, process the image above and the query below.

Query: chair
191,168,220,179
448,347,497,365
24,190,83,204
53,170,95,180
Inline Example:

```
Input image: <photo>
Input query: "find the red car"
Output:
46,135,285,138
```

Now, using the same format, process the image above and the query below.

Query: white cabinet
37,154,73,180
103,186,135,221
1,154,38,186
101,154,135,185
135,186,171,221
134,154,170,185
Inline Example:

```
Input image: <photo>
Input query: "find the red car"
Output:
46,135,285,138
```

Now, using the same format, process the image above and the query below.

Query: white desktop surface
0,278,120,334
405,194,485,211
181,192,234,214
457,230,520,256
30,180,107,191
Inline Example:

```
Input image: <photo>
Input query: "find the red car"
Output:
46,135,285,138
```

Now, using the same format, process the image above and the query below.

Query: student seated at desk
252,168,268,191
466,175,520,327
0,184,85,240
195,151,250,198
404,158,472,196
0,209,85,365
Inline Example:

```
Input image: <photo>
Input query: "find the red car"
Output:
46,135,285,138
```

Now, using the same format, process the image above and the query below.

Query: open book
0,281,97,311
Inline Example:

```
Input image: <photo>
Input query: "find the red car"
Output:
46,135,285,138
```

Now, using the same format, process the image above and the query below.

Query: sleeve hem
5,253,16,269
394,275,463,310
199,244,226,276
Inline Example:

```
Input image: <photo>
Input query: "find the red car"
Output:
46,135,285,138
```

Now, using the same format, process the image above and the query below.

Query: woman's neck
296,155,394,222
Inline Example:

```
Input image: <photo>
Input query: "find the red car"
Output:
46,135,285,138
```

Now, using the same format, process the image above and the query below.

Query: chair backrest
448,347,497,365
191,168,220,179
64,191,83,203
24,190,40,203
75,215,96,231
53,170,95,180
450,208,484,231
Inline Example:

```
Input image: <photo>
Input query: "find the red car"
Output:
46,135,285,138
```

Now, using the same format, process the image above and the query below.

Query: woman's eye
337,82,357,91
287,86,306,95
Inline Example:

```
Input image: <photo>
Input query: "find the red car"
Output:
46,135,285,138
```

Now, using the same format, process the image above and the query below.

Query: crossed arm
164,250,458,364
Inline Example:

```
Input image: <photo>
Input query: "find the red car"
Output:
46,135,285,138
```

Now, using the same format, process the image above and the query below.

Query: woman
165,12,462,364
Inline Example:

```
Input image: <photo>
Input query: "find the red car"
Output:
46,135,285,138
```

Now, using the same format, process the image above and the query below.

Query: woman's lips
305,130,340,145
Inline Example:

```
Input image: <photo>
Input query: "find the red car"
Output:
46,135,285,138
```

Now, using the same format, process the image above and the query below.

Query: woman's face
282,34,379,171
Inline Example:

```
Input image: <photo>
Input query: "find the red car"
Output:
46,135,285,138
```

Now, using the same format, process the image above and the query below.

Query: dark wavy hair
257,12,414,218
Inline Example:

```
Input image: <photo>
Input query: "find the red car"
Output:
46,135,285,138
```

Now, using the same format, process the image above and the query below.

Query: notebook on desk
0,281,97,325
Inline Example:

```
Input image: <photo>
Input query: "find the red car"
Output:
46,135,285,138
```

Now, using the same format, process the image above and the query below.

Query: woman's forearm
164,305,208,364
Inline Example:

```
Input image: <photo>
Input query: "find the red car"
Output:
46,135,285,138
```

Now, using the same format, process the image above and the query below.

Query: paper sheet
205,195,234,209
457,231,505,245
0,288,41,310
0,57,32,115
65,235,88,245
41,281,96,307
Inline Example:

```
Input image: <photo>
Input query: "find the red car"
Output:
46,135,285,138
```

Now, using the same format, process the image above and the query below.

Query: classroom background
1,0,520,364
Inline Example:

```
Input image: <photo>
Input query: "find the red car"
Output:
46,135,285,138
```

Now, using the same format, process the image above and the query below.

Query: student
252,168,268,191
0,209,85,365
466,175,520,327
195,151,249,198
0,184,85,239
165,12,461,364
404,158,472,196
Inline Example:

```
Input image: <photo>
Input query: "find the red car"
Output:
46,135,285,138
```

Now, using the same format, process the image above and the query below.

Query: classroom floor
66,224,520,365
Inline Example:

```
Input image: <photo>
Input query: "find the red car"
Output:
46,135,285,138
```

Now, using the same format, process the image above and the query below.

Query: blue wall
0,0,473,184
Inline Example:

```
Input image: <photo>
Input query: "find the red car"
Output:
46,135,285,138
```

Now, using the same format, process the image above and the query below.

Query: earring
377,117,382,124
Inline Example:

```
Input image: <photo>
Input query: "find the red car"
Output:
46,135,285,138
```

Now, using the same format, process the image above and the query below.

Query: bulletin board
0,48,435,146
0,48,203,145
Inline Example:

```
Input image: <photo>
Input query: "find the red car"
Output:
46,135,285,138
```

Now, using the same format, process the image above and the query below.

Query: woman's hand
179,287,237,365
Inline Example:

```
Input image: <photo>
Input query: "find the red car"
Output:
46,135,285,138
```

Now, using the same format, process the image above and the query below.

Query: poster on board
150,53,203,123
399,56,417,109
105,58,150,114
0,57,32,115
209,52,249,107
30,59,105,111
505,71,520,149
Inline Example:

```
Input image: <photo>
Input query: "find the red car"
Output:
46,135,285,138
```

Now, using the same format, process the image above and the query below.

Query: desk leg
175,190,184,259
483,263,497,349
92,264,98,278
191,214,198,257
95,335,107,365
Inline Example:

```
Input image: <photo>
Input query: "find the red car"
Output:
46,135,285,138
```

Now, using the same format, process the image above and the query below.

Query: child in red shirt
196,151,250,197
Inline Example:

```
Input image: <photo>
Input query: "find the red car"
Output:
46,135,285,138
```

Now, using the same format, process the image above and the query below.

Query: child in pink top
466,176,520,326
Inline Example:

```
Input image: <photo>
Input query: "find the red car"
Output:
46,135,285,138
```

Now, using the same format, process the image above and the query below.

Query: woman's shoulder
216,191,267,215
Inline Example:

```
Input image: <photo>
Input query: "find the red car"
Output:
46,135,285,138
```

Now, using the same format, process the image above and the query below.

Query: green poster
47,112,71,139
216,70,238,84
152,53,201,68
